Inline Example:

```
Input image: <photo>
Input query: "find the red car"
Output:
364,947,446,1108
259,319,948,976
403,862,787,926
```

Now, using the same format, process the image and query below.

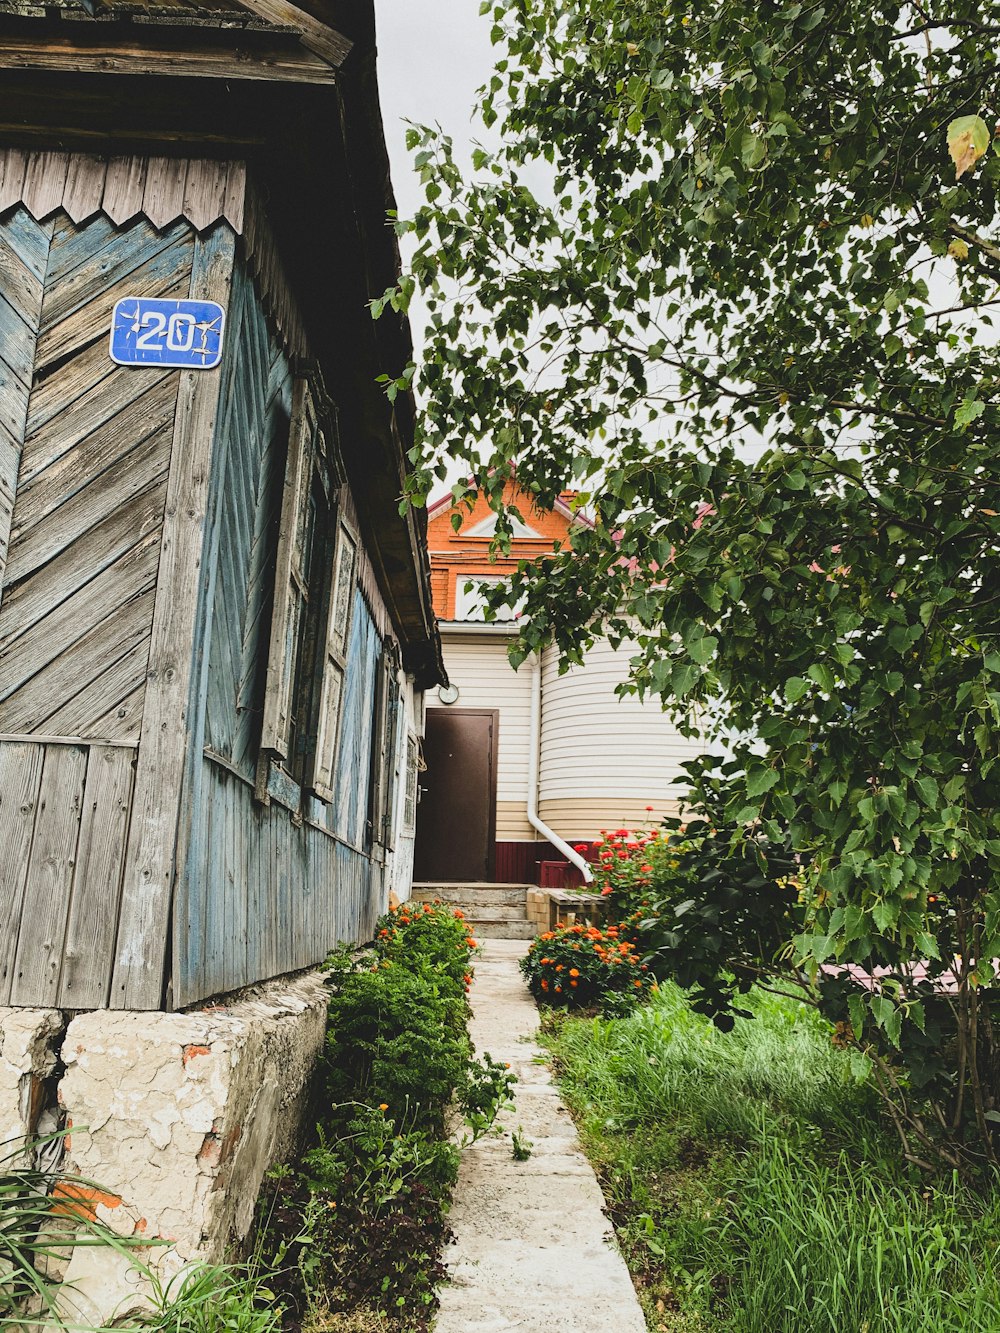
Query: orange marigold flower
569,968,580,978
570,980,578,988
454,910,465,919
556,964,564,972
541,980,549,991
634,980,643,988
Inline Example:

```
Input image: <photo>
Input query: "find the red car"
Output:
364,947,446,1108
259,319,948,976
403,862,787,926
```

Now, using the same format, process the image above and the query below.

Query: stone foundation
0,973,329,1326
0,1008,65,1162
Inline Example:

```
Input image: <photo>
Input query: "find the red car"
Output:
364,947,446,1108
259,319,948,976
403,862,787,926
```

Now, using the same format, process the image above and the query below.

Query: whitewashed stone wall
0,973,329,1326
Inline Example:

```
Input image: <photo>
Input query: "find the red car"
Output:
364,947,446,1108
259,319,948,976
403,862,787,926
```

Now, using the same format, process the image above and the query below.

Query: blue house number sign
109,297,226,369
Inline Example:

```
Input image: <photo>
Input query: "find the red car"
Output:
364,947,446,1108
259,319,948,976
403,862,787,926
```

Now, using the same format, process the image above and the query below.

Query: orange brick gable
426,480,582,619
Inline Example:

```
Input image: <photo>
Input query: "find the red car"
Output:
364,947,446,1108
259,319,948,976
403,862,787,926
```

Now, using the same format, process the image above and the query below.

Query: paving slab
435,939,647,1333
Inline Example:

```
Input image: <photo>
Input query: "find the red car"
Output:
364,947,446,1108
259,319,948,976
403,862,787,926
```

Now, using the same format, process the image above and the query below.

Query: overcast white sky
375,0,495,228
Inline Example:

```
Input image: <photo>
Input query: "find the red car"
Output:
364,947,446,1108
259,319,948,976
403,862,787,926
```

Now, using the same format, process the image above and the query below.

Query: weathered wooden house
0,0,444,1017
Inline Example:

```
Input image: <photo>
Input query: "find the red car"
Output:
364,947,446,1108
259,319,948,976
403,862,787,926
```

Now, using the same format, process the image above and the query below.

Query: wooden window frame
256,375,354,812
309,516,359,803
402,732,419,834
367,644,401,852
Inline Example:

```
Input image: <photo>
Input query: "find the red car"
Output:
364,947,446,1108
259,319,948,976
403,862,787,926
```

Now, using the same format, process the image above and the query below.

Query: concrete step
450,904,528,923
411,884,529,908
466,919,537,941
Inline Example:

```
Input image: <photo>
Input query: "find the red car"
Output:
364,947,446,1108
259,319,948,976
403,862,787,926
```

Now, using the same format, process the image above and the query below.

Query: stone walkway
434,939,647,1333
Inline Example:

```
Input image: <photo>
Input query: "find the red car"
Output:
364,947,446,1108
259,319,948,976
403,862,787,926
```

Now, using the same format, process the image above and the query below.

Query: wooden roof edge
0,0,352,70
231,0,351,67
327,20,444,686
403,634,449,692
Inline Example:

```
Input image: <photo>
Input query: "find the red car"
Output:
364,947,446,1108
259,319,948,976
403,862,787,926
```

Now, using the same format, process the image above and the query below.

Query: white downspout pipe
527,652,593,883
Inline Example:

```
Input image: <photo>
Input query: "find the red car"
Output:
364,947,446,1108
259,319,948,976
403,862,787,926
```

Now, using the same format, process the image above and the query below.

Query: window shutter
402,734,419,832
380,658,402,849
308,519,358,801
260,379,312,759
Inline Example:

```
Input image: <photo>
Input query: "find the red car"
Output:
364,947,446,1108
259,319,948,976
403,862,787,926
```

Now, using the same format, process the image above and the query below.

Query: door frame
420,705,499,882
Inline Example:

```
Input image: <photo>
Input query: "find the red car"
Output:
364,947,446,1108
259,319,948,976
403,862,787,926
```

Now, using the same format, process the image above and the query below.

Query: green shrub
322,961,470,1136
258,899,513,1332
520,922,655,1011
372,901,477,1001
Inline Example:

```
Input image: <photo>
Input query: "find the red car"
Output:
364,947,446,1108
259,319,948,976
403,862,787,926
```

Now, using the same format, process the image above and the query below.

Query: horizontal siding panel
539,796,684,842
496,799,536,840
437,635,532,804
540,640,702,806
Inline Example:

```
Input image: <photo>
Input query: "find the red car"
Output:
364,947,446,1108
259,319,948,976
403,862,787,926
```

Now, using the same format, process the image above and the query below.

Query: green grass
544,984,1000,1333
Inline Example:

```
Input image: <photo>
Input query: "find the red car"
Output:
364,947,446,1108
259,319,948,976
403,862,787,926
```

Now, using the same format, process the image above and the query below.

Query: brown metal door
413,708,497,882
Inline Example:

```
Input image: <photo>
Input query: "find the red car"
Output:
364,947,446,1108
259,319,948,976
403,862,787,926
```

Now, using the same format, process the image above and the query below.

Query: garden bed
2,903,510,1333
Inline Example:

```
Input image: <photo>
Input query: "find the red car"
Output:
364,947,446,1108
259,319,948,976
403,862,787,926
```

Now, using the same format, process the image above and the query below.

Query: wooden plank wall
0,205,197,1011
0,208,191,742
110,224,236,1011
0,150,246,234
182,761,381,1005
176,249,387,1008
0,210,49,589
0,738,135,1009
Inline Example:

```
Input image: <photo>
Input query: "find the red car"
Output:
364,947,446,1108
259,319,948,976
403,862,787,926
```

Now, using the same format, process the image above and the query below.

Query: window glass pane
454,573,518,621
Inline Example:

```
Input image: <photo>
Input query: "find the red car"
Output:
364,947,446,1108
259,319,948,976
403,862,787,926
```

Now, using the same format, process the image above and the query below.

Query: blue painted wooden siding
176,253,387,1008
333,589,381,847
201,258,290,777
